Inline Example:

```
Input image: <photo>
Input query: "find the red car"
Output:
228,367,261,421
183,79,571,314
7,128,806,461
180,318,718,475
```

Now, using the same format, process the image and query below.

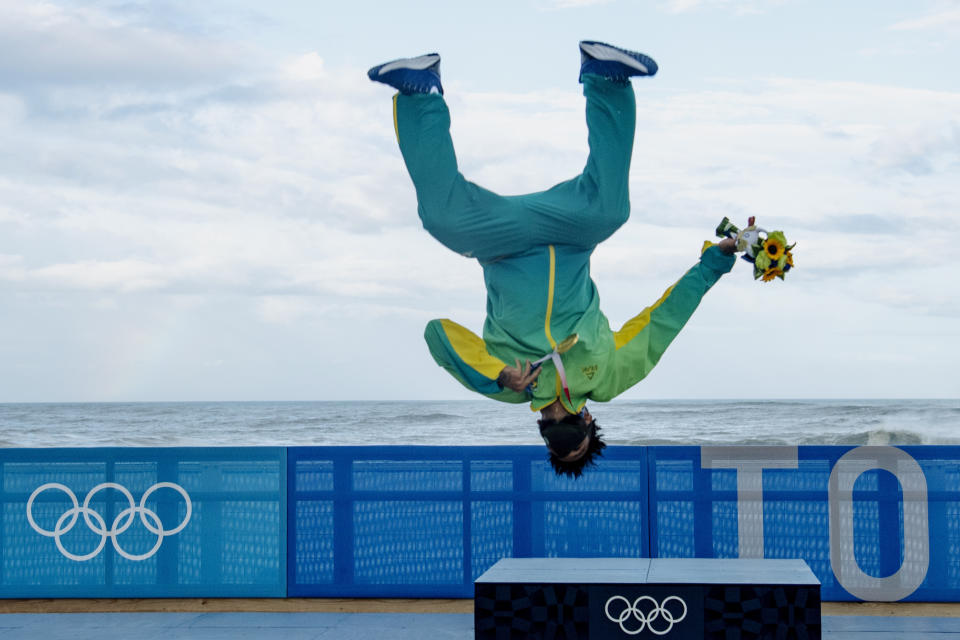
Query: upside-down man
369,41,736,477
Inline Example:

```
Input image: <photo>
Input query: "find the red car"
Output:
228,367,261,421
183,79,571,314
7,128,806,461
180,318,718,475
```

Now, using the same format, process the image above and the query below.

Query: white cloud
257,295,315,325
542,0,613,7
0,254,23,269
281,52,326,82
890,7,960,32
0,0,250,88
30,259,169,292
0,93,26,122
869,120,960,175
660,0,787,14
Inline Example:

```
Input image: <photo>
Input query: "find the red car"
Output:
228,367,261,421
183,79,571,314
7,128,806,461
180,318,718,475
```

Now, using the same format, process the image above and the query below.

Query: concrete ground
1,611,960,639
3,600,960,639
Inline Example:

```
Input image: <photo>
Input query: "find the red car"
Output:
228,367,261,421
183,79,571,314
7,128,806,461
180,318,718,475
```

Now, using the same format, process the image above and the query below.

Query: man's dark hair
539,414,607,479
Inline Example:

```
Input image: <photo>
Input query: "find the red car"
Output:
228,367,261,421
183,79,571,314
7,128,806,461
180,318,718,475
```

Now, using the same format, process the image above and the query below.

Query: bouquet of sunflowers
716,216,795,282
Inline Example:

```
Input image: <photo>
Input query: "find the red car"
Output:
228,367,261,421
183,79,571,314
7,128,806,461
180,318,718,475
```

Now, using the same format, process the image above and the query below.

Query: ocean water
0,399,957,448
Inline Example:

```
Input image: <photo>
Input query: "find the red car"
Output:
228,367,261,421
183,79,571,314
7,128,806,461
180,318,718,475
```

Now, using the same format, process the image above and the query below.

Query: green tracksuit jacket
394,75,735,414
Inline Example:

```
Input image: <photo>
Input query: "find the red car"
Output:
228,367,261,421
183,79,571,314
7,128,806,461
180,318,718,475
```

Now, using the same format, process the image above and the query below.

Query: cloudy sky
1,0,958,402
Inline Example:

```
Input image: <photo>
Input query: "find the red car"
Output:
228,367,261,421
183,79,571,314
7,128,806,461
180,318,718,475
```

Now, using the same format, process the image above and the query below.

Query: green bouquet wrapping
716,216,795,282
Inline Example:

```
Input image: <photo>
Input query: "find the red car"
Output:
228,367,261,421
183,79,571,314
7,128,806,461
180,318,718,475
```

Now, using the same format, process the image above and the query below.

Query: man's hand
718,237,737,255
498,359,542,393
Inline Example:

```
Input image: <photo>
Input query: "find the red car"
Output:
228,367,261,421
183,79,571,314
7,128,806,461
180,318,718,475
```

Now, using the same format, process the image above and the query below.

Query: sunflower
778,250,794,272
763,231,787,262
761,266,784,282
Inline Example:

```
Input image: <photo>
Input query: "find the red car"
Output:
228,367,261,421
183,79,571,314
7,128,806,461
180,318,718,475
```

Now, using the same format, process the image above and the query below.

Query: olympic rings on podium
604,594,688,635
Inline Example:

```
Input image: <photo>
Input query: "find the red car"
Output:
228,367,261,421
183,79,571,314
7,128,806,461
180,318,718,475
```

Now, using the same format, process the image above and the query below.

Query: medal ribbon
532,349,571,404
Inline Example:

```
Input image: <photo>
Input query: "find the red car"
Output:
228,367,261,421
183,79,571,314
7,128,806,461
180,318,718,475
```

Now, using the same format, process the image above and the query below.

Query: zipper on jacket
544,245,557,349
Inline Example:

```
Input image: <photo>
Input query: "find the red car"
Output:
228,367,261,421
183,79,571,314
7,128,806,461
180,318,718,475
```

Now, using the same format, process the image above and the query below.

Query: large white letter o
829,446,929,601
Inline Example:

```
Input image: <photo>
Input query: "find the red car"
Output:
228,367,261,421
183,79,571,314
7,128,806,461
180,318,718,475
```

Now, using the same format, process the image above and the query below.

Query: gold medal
555,333,579,354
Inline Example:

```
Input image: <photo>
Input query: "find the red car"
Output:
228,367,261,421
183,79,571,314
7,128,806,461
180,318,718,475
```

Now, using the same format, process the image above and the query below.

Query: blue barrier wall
1,445,957,601
0,448,286,597
287,446,648,598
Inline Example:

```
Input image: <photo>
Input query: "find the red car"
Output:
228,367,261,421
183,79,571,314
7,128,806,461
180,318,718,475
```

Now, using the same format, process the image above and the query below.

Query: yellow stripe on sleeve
439,319,506,380
392,93,400,142
613,283,677,350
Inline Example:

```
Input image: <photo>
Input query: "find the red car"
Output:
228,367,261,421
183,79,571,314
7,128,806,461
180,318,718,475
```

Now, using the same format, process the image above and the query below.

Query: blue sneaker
367,53,443,95
579,41,658,82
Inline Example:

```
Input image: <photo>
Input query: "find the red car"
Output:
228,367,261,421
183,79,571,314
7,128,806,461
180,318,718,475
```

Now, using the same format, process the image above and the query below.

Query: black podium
474,558,820,639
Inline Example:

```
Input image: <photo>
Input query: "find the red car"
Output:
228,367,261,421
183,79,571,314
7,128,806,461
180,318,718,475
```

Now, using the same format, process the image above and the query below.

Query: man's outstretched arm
424,319,532,403
594,239,736,401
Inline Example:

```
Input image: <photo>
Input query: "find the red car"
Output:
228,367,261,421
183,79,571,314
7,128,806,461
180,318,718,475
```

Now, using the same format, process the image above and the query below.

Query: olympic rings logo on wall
604,594,688,636
26,482,192,562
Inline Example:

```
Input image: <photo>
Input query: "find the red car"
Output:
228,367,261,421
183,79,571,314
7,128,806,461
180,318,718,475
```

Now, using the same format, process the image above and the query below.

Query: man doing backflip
369,42,736,477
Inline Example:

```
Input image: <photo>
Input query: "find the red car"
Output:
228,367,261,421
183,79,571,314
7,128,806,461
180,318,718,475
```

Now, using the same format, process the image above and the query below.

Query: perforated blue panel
648,446,960,601
287,446,649,597
0,448,286,597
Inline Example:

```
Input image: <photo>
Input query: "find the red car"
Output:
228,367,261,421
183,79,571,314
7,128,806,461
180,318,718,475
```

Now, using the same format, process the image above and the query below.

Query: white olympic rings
26,482,192,562
604,594,688,636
